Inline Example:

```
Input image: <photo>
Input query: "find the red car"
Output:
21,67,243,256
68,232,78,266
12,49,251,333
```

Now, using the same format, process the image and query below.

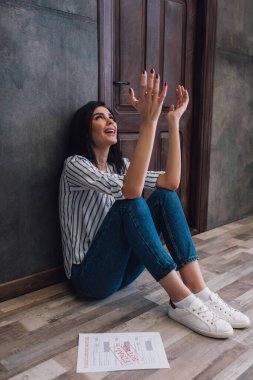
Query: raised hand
167,85,189,122
128,69,167,124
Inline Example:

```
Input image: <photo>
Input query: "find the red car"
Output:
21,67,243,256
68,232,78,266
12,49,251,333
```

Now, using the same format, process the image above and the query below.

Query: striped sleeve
64,156,126,199
123,157,165,190
144,170,165,189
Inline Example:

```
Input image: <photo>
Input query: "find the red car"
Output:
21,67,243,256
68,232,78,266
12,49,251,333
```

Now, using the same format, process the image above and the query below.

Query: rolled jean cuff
154,262,177,282
176,255,199,271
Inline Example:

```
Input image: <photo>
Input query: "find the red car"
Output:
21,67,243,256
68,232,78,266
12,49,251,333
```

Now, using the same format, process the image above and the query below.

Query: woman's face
90,106,118,148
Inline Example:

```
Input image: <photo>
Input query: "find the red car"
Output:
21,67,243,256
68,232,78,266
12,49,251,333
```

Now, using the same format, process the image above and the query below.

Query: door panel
99,0,217,232
163,0,185,105
120,133,139,161
113,0,196,219
115,0,145,110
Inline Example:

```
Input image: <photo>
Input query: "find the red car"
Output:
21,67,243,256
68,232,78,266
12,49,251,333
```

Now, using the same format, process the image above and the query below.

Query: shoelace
211,293,236,317
191,303,218,324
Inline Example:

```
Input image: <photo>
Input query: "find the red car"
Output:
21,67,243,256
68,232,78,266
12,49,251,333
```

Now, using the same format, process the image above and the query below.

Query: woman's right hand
128,69,167,125
123,70,166,198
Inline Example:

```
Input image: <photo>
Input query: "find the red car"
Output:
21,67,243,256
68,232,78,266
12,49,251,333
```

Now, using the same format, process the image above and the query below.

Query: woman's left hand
166,85,189,122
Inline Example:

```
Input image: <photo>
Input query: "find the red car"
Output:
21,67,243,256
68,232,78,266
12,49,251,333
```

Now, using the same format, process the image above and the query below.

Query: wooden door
99,0,217,233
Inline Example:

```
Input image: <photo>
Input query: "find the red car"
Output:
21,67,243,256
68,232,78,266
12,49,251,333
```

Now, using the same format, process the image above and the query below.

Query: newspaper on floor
76,332,170,373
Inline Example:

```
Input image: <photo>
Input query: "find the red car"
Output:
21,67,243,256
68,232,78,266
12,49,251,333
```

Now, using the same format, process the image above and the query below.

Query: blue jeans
71,189,199,298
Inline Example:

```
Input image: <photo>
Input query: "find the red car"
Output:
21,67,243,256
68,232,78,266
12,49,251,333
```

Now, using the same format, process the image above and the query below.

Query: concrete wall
0,0,98,283
207,0,253,229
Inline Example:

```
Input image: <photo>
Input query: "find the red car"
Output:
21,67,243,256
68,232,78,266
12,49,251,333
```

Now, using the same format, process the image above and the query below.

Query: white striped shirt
59,155,165,278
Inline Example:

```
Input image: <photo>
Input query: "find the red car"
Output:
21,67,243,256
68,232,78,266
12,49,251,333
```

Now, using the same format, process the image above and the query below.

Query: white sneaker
168,298,233,339
205,292,250,329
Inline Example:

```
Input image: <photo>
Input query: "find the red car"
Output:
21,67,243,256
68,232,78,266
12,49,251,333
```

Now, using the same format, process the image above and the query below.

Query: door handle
113,81,130,85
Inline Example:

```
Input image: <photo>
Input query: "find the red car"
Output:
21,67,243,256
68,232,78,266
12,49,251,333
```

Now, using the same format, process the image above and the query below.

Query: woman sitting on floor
59,69,250,338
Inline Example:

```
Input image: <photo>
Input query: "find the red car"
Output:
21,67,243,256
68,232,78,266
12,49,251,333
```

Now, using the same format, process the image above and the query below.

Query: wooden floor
1,216,253,380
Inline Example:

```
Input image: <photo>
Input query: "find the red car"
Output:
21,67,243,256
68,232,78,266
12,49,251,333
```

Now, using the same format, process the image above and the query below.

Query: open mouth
104,128,116,135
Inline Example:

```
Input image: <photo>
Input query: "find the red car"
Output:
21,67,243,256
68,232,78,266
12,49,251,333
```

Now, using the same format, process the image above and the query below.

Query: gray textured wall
207,0,253,229
0,0,98,283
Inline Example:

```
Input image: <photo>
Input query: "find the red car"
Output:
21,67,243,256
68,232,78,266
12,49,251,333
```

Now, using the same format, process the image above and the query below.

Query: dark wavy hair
67,101,126,174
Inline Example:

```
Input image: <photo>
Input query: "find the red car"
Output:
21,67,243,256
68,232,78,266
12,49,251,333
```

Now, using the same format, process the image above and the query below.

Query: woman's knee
148,188,179,204
156,188,177,197
120,196,148,212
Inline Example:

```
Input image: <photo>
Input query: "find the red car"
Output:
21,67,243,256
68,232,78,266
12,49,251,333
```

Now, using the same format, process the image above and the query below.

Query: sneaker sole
230,321,250,329
168,313,233,339
207,310,251,329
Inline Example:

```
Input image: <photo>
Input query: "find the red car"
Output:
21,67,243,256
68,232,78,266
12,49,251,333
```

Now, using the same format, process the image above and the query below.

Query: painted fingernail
156,74,159,79
151,68,154,74
164,82,167,87
142,69,146,74
129,88,131,94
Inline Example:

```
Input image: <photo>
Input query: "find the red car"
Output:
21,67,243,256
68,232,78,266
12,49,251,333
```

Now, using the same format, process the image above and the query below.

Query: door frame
98,0,217,234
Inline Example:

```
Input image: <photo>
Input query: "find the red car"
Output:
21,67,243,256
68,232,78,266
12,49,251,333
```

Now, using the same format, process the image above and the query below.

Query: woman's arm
64,156,126,199
122,70,167,199
156,85,189,190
